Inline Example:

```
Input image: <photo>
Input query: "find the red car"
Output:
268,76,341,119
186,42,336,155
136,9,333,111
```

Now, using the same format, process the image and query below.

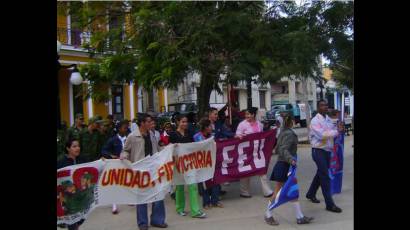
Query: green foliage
60,0,354,110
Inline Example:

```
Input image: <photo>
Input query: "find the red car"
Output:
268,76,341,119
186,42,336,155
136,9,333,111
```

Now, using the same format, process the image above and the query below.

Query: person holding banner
101,120,130,215
120,114,168,230
207,107,232,193
306,100,344,213
169,114,207,218
235,107,274,198
193,119,223,210
57,139,85,230
265,114,313,225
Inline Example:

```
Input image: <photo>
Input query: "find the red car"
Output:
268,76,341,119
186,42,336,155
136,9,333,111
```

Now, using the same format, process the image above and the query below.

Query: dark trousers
136,200,166,227
202,185,220,206
306,148,335,208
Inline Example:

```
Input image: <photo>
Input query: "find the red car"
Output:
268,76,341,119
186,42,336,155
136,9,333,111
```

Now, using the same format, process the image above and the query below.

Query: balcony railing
57,27,90,48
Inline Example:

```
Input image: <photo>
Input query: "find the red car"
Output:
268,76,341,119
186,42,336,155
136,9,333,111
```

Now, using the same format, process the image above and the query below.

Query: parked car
266,104,294,121
158,102,198,124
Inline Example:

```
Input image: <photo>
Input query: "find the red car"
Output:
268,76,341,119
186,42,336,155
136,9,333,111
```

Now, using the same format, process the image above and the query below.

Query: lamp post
57,41,83,129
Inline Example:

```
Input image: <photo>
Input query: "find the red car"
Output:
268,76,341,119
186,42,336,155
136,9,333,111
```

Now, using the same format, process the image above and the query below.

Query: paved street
59,135,353,230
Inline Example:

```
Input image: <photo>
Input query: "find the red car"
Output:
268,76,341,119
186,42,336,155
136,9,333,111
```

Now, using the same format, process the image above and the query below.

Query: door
111,85,124,121
72,84,84,118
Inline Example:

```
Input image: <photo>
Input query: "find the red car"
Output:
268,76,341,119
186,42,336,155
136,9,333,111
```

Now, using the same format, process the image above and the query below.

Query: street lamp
69,65,83,85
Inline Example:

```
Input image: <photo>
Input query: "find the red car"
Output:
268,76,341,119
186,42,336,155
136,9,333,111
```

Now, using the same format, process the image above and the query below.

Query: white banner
172,137,216,185
57,139,216,225
97,144,175,206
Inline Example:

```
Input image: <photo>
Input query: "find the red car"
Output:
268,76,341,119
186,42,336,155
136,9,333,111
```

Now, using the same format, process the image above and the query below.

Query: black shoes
306,196,320,203
264,193,274,198
326,205,342,213
240,194,252,198
151,223,168,228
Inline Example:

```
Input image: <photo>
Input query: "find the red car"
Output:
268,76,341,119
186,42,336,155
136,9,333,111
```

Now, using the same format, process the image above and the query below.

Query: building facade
323,68,354,116
270,76,318,112
57,7,166,126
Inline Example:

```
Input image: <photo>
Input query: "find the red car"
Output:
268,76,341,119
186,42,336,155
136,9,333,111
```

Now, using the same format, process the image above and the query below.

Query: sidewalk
293,127,309,142
59,135,353,230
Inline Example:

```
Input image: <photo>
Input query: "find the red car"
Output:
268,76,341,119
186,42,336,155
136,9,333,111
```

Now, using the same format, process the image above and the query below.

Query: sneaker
264,193,274,198
212,202,224,208
203,205,212,210
192,212,207,218
297,216,314,224
177,211,187,216
264,216,279,226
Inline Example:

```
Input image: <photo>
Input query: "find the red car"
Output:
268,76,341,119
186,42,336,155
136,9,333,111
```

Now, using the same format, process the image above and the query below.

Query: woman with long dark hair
57,139,85,230
169,114,206,219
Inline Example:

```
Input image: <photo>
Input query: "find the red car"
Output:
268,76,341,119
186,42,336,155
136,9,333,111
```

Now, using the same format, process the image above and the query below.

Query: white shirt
310,113,339,152
276,116,284,138
118,134,127,148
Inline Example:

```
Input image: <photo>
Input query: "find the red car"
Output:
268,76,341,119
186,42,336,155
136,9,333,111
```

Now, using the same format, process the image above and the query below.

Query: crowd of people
57,99,347,230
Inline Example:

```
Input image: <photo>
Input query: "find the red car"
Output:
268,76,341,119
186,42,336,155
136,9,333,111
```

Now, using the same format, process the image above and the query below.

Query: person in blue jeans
120,114,168,230
193,118,224,209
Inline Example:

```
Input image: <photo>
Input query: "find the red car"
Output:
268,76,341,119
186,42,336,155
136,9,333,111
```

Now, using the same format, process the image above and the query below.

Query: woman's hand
269,193,275,202
337,122,345,132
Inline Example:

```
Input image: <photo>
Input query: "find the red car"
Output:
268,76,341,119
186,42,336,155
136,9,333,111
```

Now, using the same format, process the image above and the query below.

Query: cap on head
89,116,104,124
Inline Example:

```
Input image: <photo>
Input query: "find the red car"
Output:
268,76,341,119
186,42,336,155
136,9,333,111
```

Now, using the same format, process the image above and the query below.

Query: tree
59,0,353,118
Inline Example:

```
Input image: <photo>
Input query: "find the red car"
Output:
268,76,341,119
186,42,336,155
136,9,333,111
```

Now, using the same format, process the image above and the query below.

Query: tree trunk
246,78,252,109
301,77,312,133
197,72,214,118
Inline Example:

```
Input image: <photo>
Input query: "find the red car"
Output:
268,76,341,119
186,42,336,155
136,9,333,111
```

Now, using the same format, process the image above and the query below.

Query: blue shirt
193,132,207,142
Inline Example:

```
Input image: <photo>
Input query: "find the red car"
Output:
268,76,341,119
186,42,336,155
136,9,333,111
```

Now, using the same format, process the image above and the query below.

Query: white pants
240,174,273,196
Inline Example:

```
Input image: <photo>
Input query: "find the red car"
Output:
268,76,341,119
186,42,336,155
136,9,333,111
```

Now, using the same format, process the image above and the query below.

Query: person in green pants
169,114,207,219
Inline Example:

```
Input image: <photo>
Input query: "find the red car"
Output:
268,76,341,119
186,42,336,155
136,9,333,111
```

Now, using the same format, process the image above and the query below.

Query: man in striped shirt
306,100,344,213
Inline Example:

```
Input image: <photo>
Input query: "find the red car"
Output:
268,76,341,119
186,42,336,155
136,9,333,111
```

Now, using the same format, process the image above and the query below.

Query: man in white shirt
306,100,344,213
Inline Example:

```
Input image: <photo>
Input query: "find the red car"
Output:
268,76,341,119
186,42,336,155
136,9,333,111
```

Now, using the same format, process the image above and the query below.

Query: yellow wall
57,13,68,44
133,83,139,114
58,69,70,125
93,102,108,119
158,88,165,112
123,85,131,120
